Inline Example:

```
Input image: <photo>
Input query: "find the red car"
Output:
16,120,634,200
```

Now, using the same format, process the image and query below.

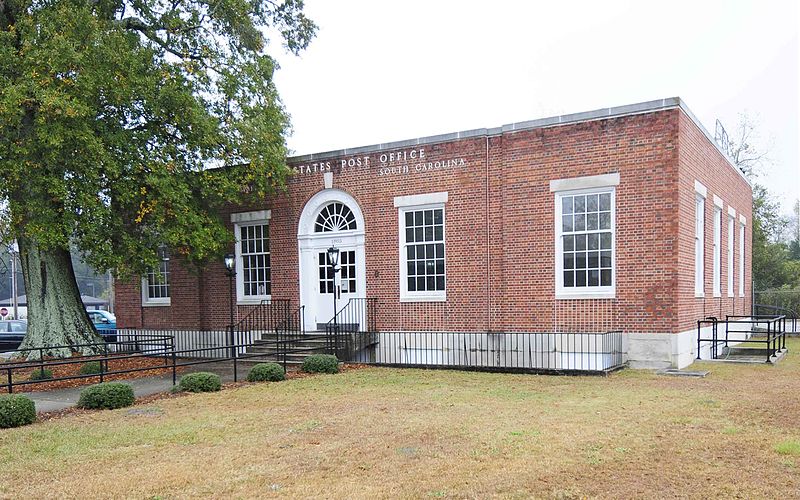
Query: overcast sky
271,0,799,212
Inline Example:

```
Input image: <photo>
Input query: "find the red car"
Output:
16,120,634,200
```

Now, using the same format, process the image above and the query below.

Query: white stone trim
394,191,448,208
549,173,620,193
727,206,737,217
230,209,271,224
694,180,707,198
713,195,723,208
323,172,333,189
739,214,747,225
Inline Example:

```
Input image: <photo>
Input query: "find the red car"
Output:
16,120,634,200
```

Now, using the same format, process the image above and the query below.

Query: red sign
0,307,7,317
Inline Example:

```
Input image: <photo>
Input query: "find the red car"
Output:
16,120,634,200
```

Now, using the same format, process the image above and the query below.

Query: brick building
115,97,753,369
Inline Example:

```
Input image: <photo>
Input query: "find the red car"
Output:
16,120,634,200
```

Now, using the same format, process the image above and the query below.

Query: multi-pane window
143,247,170,305
318,250,356,294
695,194,705,296
238,223,271,299
713,206,721,297
315,202,357,232
401,206,446,299
557,190,614,293
739,221,745,297
727,215,735,297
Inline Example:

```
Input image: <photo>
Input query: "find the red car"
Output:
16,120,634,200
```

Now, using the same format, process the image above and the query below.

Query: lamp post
327,246,340,336
223,253,237,379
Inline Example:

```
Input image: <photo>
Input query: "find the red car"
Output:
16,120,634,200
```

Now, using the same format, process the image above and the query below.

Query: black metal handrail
273,305,306,369
754,304,797,334
324,298,378,359
697,315,787,363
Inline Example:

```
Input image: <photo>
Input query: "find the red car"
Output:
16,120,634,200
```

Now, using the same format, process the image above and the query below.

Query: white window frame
141,248,170,306
232,210,272,304
553,184,616,300
694,182,706,297
395,192,448,302
727,207,736,297
712,197,722,298
739,215,746,297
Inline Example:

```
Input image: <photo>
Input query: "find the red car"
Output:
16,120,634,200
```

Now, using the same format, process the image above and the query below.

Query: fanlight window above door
315,202,357,232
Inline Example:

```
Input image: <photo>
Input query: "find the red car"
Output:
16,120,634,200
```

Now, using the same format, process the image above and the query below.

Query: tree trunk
16,236,103,360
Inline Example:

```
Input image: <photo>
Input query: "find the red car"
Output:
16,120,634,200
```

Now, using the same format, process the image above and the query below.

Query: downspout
486,135,491,333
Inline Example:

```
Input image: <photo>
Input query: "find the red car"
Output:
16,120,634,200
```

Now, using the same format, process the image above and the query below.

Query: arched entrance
298,189,366,330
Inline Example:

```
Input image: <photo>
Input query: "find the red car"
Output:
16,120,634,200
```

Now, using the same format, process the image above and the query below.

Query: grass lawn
2,340,800,499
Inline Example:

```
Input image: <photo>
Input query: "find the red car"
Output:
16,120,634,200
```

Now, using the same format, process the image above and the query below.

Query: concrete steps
240,332,331,364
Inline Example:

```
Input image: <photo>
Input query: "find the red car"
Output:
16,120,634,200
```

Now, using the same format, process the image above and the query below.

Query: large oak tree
0,0,315,357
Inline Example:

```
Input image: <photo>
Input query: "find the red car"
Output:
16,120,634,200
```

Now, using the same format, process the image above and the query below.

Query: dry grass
2,340,800,499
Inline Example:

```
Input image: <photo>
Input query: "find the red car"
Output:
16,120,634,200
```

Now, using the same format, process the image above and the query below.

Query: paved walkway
18,361,239,413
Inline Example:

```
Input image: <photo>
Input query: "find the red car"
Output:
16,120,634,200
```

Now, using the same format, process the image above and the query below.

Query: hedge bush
77,382,135,410
79,361,103,376
247,363,285,382
28,368,53,381
179,372,221,393
0,394,37,428
301,354,339,374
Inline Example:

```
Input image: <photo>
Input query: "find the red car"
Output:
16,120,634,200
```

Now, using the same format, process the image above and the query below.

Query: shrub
0,394,37,428
247,363,285,382
28,368,53,381
179,372,221,393
77,382,135,410
79,361,103,376
301,354,339,374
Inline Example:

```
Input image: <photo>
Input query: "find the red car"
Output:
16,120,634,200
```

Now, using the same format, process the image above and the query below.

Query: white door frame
297,189,366,330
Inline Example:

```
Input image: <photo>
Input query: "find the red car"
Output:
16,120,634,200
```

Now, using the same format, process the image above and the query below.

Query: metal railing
325,298,378,360
342,330,624,374
753,304,797,334
697,315,787,363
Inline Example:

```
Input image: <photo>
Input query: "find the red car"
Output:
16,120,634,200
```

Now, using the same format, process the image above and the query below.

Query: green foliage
0,0,316,283
0,394,37,428
301,354,339,374
28,368,53,381
247,362,285,382
77,382,135,409
179,372,222,392
752,185,800,289
79,361,103,375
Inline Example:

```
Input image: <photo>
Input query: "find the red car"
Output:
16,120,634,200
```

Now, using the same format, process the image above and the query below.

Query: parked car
0,320,26,352
87,310,117,342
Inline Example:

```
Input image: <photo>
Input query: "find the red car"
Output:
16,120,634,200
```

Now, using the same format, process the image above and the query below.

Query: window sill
142,300,171,307
555,290,615,300
237,297,271,306
400,294,446,303
695,293,705,298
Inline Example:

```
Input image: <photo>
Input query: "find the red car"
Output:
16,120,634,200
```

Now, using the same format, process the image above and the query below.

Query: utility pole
9,241,19,320
108,270,115,313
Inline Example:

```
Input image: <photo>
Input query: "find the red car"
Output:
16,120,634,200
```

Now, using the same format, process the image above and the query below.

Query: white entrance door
298,190,366,331
312,247,361,330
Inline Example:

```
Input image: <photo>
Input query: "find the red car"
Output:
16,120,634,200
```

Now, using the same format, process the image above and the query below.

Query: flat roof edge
289,97,751,187
290,97,683,163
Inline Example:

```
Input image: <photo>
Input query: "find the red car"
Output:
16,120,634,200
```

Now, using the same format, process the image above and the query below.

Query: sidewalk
18,361,239,413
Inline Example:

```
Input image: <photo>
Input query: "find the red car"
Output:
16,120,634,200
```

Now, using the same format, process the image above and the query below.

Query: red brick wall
116,106,753,337
492,111,680,334
675,111,753,333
